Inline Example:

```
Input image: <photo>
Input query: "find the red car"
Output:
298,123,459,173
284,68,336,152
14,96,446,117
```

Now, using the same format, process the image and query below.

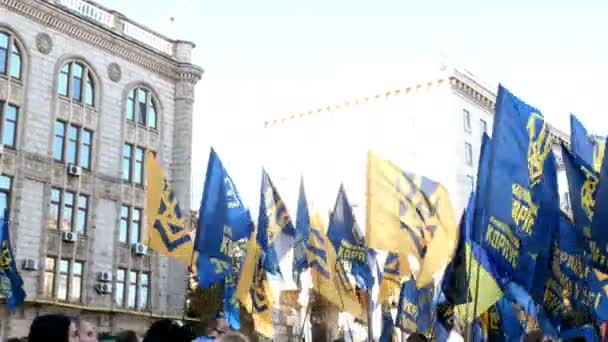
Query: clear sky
100,0,608,209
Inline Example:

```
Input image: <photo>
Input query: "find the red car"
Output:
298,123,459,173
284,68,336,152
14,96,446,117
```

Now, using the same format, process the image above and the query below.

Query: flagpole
367,288,373,342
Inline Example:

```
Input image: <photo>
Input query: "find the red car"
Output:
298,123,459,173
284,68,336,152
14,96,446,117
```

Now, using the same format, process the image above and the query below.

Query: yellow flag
236,232,274,338
455,243,503,322
366,150,458,287
145,152,193,263
307,210,367,321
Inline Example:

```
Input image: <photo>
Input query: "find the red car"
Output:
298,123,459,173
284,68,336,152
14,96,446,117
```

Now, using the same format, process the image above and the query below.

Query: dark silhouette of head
28,314,74,342
115,330,139,342
407,333,429,342
143,319,194,342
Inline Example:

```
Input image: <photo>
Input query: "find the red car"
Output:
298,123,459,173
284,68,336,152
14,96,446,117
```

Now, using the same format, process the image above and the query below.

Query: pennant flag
0,216,25,311
293,178,310,287
480,85,559,293
395,277,435,334
236,232,274,338
196,148,254,289
306,209,366,320
571,114,605,173
145,152,193,263
366,151,458,287
257,170,295,275
378,252,409,305
379,304,396,342
328,186,373,290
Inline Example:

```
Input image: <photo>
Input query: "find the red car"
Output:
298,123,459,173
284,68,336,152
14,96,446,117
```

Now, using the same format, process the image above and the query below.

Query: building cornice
1,0,203,82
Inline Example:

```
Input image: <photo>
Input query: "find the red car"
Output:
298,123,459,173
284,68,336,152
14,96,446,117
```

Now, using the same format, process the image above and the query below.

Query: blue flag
561,325,600,342
223,279,240,330
396,277,434,334
590,143,608,273
379,305,395,342
434,301,454,342
327,186,373,290
293,178,310,287
257,170,295,276
0,216,26,311
471,134,492,243
196,148,254,289
481,85,558,295
571,114,605,173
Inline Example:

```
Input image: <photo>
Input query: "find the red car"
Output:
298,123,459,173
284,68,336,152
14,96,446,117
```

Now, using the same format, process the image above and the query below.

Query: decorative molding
107,62,121,82
1,0,203,82
35,32,52,54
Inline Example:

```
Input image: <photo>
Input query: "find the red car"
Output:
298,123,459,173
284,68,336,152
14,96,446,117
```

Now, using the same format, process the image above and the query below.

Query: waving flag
571,114,605,172
0,216,25,311
379,304,396,342
196,148,254,289
257,170,295,275
145,152,194,263
480,85,558,293
395,277,435,334
328,186,373,290
378,252,409,305
293,178,311,287
366,151,458,287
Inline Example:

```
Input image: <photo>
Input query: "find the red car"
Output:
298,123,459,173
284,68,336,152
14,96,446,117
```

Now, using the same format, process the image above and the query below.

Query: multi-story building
0,0,202,337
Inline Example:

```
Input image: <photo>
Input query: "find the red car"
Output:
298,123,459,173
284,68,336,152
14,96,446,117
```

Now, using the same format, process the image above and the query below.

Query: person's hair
524,329,544,342
115,330,139,342
217,331,249,342
28,314,73,342
407,333,428,342
143,319,194,342
7,338,24,342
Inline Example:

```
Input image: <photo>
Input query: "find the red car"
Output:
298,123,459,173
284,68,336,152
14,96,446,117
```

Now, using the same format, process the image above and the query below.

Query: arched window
0,31,22,80
126,86,158,129
57,61,95,107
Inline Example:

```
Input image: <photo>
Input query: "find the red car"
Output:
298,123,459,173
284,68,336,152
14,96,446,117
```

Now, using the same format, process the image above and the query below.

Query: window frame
480,118,488,136
466,175,475,193
128,270,137,309
49,187,89,234
115,268,126,306
465,142,473,166
0,175,12,220
44,256,56,298
120,205,143,245
53,120,94,170
463,109,471,133
58,258,70,301
0,31,23,80
123,144,147,185
1,102,18,149
126,87,159,129
139,272,150,310
71,261,83,302
57,61,96,107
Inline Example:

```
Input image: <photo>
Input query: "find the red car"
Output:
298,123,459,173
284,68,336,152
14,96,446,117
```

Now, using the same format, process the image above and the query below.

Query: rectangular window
54,121,65,161
480,119,487,135
75,194,88,234
126,90,135,121
84,76,94,106
131,208,141,244
137,89,147,125
10,43,20,79
49,188,61,229
3,103,17,148
62,191,74,232
115,269,126,306
44,257,55,298
134,147,145,185
72,63,83,102
71,261,83,302
67,125,78,165
80,129,92,169
122,144,132,181
465,142,473,166
128,271,137,309
463,109,471,133
0,175,11,220
148,103,157,129
120,205,129,243
466,175,474,193
0,33,7,75
58,64,70,97
139,272,149,309
58,259,69,301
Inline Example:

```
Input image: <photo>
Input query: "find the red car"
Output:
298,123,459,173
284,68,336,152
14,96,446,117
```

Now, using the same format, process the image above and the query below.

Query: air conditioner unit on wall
66,164,82,177
62,231,77,242
98,272,112,282
95,283,111,295
22,258,38,271
131,242,147,256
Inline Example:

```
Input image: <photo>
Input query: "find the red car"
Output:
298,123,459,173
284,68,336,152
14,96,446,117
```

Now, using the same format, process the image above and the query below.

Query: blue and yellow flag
379,304,396,342
236,231,274,338
257,170,295,276
146,152,193,263
196,148,254,289
366,151,458,287
480,85,559,294
306,209,366,320
293,178,310,287
328,185,373,290
0,216,25,312
571,114,605,173
590,140,608,276
434,301,455,342
395,277,434,334
223,278,240,330
378,252,409,305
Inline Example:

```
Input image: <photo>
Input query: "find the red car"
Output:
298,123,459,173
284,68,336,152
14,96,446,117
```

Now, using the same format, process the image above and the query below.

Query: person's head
7,338,24,342
75,319,98,342
217,331,249,342
215,311,229,334
28,314,78,342
524,329,544,342
204,318,226,338
406,333,428,342
115,330,139,342
142,319,194,342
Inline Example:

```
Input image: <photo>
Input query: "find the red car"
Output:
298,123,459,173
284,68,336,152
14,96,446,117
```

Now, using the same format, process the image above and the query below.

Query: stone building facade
0,0,202,337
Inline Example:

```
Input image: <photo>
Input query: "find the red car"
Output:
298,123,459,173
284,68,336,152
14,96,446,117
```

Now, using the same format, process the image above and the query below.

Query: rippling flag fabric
395,277,434,334
0,216,25,311
480,85,558,293
328,186,373,290
379,304,396,342
196,148,254,289
366,151,458,287
257,170,296,276
146,152,193,263
571,114,605,173
378,252,409,305
293,178,310,288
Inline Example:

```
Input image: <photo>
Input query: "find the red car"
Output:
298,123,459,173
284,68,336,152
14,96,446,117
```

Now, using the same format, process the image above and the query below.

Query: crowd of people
2,311,249,342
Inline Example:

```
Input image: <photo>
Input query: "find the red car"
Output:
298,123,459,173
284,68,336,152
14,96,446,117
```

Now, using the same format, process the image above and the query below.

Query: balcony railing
56,0,174,56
